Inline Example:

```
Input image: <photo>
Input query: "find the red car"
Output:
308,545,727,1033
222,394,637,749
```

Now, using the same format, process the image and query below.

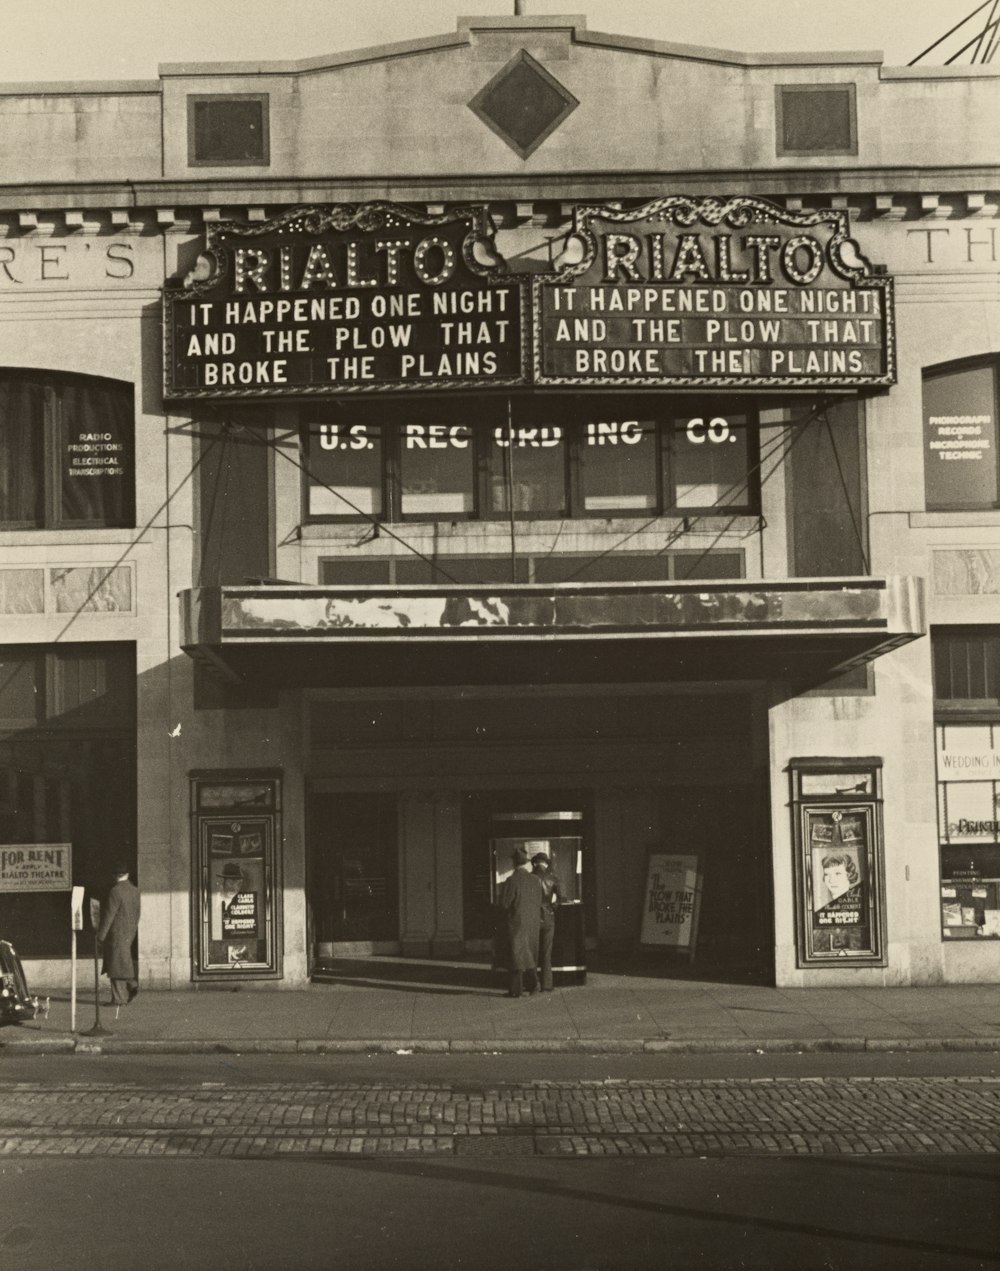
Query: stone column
398,791,436,957
431,793,464,957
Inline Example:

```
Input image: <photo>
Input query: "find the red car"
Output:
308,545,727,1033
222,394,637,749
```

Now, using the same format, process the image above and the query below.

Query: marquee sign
164,204,528,398
164,197,895,399
533,196,895,390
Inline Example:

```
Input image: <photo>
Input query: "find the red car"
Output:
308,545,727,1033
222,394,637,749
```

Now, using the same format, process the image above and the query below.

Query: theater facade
1,15,998,988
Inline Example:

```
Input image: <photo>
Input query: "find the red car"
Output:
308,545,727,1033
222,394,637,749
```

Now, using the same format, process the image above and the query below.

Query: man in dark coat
531,852,562,992
96,863,141,1007
496,846,544,998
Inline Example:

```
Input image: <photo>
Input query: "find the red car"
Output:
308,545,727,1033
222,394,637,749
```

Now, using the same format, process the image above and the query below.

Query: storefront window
487,421,567,515
400,420,475,516
668,412,751,510
301,397,760,522
0,642,136,960
934,724,1000,940
580,415,658,511
305,417,383,517
923,359,999,510
0,371,134,529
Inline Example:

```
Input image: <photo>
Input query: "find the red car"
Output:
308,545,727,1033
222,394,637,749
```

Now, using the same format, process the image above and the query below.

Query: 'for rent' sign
0,843,72,892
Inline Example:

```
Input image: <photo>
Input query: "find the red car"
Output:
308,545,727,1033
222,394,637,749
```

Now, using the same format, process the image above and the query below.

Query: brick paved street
2,1075,998,1159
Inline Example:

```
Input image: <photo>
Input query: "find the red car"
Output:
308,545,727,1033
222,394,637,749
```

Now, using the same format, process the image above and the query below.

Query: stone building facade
1,15,997,989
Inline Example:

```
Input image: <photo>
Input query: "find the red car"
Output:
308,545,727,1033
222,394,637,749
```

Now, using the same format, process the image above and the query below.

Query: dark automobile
0,939,39,1024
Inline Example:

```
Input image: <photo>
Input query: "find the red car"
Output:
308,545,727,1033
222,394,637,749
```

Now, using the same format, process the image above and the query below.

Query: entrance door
307,793,399,950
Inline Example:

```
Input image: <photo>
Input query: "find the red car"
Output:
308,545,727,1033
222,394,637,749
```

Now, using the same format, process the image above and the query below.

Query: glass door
308,793,398,947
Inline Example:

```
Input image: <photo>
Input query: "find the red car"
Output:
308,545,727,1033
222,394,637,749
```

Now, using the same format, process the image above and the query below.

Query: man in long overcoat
96,863,141,1006
496,846,544,998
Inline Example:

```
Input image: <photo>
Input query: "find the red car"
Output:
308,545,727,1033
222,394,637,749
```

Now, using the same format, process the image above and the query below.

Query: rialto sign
164,196,894,398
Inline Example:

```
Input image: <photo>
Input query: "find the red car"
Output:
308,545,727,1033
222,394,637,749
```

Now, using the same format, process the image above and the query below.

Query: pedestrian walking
531,851,561,991
496,845,544,998
96,863,141,1007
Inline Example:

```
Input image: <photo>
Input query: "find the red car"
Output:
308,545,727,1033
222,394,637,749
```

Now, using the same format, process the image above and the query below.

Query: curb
2,1036,998,1057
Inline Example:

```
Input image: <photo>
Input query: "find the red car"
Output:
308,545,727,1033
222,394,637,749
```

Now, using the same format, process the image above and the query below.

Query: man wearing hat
531,851,562,992
211,861,248,941
495,845,544,998
96,863,141,1007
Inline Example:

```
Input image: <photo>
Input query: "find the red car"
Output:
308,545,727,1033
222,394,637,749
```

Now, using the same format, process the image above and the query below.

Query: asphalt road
1,1053,997,1271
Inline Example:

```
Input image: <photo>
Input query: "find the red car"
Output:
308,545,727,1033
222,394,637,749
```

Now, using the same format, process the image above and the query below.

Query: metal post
70,929,77,1033
506,398,517,582
81,929,111,1037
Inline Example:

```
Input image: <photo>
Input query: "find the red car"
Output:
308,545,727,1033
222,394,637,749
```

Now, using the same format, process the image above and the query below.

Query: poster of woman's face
813,849,861,909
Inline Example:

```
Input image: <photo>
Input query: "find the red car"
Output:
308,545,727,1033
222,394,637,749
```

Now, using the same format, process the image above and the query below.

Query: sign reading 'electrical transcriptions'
164,197,895,398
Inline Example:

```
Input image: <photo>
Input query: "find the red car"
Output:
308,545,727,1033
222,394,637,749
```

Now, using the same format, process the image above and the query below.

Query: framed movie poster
789,759,887,967
639,852,702,961
191,771,282,979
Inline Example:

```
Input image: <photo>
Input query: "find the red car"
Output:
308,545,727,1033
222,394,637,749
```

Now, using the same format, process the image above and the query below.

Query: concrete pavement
3,958,999,1055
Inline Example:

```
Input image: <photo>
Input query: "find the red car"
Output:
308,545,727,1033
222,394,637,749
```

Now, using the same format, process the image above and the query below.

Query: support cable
556,399,830,583
554,424,790,583
673,402,826,581
255,426,463,584
907,0,992,63
0,431,222,706
823,409,871,574
505,396,517,583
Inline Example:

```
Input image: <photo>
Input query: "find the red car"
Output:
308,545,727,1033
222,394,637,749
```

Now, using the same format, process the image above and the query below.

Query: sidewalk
3,959,999,1055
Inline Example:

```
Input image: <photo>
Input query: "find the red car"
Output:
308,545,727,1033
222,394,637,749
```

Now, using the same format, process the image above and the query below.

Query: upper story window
776,84,857,156
301,397,759,523
923,356,1000,511
933,627,1000,714
187,94,269,166
0,370,135,530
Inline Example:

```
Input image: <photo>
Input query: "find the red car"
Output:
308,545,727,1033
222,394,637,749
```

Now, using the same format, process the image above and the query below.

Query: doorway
307,792,399,951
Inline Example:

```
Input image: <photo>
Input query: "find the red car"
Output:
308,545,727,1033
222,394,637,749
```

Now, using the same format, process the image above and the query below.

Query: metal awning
180,577,924,690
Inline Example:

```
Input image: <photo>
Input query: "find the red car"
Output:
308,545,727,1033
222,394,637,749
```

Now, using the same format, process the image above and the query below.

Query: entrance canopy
180,577,924,690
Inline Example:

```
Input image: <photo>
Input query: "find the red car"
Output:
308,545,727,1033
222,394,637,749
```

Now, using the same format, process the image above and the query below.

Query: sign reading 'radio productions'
534,196,895,389
164,204,527,397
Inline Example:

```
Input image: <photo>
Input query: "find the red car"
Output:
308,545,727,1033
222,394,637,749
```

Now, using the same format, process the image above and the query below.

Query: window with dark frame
319,550,744,588
301,398,760,524
923,357,1000,511
933,627,1000,710
0,370,135,530
776,84,857,156
188,95,269,166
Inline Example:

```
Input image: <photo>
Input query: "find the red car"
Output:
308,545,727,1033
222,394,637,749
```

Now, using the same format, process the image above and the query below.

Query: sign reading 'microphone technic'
533,196,895,389
164,204,528,398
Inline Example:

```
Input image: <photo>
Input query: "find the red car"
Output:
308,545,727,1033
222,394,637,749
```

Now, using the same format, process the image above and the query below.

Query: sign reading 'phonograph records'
533,196,895,389
164,204,528,398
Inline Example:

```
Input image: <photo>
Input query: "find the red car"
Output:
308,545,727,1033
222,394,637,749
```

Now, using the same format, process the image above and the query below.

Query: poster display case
191,771,282,979
789,759,887,967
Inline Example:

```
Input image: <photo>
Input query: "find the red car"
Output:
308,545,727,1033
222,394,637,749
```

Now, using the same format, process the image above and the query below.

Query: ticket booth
489,810,587,983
